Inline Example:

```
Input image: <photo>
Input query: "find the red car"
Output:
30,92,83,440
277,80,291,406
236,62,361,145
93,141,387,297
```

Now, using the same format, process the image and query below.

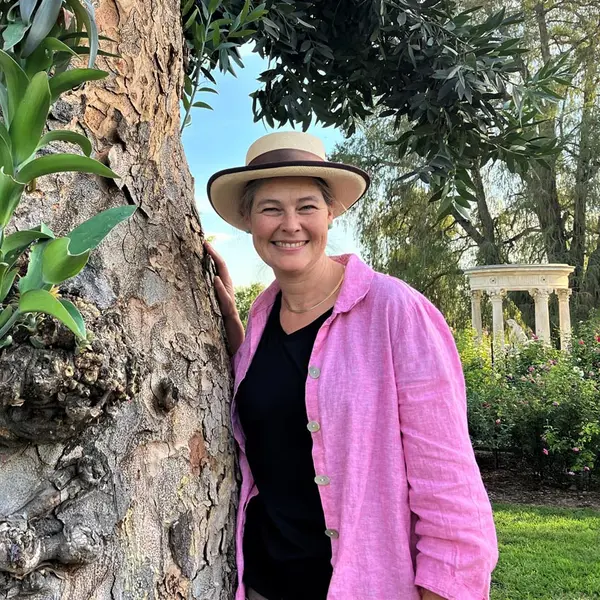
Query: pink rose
543,448,549,455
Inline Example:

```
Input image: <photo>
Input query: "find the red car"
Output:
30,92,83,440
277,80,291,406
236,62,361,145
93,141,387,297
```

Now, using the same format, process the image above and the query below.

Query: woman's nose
281,211,301,231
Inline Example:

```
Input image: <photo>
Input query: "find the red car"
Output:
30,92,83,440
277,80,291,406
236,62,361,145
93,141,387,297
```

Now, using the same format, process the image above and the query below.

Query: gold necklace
282,271,345,314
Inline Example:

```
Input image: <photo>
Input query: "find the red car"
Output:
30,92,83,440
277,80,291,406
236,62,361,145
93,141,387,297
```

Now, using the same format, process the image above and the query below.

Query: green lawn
492,503,600,600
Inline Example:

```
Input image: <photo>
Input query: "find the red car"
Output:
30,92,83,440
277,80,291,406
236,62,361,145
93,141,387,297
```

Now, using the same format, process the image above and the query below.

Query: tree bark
0,1,236,599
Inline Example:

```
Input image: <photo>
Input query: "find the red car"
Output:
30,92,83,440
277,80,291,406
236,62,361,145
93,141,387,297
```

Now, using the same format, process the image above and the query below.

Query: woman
205,131,498,600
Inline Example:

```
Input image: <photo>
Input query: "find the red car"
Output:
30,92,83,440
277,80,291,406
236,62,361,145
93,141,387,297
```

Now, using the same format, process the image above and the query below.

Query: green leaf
19,288,86,338
193,101,213,109
3,22,29,51
184,7,199,31
197,86,218,94
67,205,136,254
0,265,18,302
22,0,63,57
24,44,53,77
48,68,108,102
38,130,93,156
0,305,14,330
59,32,117,43
182,0,196,16
228,29,256,38
208,0,221,14
20,0,39,25
15,153,119,184
2,228,52,253
10,71,51,165
247,4,267,22
64,0,98,67
1,226,54,267
42,237,90,284
59,298,86,338
0,170,25,228
0,130,13,175
18,240,48,293
63,47,121,59
0,50,30,125
42,36,79,57
240,0,250,22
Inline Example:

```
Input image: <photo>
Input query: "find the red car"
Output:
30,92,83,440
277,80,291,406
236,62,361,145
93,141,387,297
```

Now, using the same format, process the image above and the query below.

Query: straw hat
207,131,370,231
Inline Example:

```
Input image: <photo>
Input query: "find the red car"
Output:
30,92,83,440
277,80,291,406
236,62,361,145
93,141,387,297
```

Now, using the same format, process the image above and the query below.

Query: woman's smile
271,240,309,250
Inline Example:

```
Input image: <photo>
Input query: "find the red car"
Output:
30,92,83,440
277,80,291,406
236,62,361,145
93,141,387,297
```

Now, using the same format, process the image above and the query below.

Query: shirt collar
249,254,375,318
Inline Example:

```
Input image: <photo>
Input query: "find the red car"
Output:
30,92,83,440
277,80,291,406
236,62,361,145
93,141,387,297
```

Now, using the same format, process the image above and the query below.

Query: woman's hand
204,241,245,354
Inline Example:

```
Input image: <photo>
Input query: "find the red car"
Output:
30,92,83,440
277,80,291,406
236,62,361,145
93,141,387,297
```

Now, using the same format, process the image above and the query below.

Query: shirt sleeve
392,291,498,600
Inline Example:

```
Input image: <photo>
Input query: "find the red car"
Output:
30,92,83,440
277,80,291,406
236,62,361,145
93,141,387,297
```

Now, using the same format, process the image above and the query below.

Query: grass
492,503,600,600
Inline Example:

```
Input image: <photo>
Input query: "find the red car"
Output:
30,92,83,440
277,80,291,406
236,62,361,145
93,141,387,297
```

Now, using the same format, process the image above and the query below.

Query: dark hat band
248,148,324,167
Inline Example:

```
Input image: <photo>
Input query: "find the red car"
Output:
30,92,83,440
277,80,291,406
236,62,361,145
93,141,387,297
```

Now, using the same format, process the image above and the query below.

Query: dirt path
481,467,600,511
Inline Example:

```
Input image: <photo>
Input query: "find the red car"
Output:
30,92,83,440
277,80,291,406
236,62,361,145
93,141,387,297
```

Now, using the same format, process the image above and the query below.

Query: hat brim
206,161,370,231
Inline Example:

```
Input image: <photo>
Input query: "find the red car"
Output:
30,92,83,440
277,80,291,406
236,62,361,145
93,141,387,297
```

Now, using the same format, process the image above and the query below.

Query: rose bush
456,312,600,487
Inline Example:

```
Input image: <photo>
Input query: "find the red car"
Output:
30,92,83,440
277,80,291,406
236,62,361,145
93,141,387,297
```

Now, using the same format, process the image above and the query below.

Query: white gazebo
464,264,575,353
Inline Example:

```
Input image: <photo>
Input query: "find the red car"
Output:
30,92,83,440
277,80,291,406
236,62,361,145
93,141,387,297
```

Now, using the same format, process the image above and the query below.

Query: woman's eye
262,207,279,213
299,205,316,211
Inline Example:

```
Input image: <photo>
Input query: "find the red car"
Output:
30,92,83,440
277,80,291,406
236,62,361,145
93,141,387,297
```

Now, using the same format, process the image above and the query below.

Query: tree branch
452,208,485,245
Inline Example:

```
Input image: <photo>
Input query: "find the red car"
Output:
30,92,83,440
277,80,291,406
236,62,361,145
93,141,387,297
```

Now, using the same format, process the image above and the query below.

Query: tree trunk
0,1,237,599
526,2,570,266
571,54,598,293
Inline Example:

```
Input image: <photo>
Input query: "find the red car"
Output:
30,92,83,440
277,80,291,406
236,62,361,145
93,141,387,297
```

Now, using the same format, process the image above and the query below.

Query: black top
236,292,333,600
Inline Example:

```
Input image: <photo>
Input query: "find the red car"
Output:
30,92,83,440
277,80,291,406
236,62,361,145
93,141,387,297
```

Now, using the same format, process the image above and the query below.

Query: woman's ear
327,211,334,230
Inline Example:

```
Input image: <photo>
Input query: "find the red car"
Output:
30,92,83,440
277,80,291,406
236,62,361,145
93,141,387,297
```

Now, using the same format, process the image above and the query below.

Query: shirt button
308,366,321,379
307,421,321,433
314,475,330,486
325,528,339,539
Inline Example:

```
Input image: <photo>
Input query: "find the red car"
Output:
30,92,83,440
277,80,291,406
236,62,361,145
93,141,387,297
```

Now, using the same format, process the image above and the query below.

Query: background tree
235,0,570,214
235,282,264,327
329,0,600,327
332,118,471,328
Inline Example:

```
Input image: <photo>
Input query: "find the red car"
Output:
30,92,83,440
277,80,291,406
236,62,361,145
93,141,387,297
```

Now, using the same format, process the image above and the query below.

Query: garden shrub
456,320,600,486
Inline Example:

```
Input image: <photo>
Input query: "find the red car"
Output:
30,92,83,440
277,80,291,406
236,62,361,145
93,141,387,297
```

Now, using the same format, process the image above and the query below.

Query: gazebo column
556,288,573,351
488,288,505,354
529,288,551,345
470,290,483,340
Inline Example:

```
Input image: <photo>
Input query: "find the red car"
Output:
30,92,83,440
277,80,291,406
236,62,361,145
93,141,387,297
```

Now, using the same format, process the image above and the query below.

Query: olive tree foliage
221,0,570,218
180,0,268,131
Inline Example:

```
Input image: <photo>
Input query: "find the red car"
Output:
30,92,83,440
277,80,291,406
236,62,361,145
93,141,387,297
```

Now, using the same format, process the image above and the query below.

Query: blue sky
181,51,363,287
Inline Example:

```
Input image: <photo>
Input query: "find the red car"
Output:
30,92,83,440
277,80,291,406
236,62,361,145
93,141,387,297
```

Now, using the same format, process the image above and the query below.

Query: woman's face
247,177,333,276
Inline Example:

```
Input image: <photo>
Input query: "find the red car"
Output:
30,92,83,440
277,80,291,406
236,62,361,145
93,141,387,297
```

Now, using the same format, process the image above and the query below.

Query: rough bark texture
0,1,237,598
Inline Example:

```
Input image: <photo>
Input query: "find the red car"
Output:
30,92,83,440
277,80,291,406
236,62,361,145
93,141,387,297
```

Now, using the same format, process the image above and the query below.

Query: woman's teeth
273,241,307,248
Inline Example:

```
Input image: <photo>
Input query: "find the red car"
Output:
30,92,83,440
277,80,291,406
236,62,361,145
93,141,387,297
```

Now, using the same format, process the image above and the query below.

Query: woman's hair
239,177,334,218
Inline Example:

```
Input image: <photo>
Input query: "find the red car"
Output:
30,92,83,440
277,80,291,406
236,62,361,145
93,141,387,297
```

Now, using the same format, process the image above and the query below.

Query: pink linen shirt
231,254,498,600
